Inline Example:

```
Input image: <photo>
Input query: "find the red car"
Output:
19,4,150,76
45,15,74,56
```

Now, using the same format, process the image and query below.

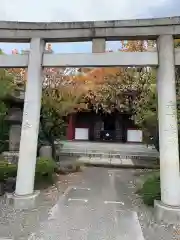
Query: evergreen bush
137,173,161,206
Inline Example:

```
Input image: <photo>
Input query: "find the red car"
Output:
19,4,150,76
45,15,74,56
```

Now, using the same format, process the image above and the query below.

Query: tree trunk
40,110,57,160
47,129,56,160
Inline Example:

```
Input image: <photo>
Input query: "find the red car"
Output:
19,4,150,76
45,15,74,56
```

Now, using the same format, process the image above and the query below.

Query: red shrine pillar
67,114,75,140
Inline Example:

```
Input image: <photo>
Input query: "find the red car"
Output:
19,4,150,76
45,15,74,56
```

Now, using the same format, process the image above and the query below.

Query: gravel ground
0,171,83,239
119,169,180,240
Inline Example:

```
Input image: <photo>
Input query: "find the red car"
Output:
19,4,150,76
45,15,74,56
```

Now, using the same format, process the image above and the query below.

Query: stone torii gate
1,17,180,222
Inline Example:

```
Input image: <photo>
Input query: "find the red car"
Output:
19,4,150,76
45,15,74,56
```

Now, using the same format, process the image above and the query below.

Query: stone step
58,155,159,169
58,150,158,159
60,146,157,153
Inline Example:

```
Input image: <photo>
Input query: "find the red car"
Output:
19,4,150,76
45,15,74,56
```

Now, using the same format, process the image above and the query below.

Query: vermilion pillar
67,114,75,140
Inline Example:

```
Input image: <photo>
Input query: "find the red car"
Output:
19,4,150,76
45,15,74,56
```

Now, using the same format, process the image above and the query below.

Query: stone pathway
0,172,83,239
28,168,177,240
28,167,145,239
0,167,178,239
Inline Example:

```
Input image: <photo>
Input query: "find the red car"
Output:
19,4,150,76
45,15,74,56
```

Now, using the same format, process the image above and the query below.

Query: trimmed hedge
137,173,161,206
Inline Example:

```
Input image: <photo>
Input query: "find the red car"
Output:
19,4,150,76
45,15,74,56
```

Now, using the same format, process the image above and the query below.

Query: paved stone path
29,168,145,239
0,167,177,239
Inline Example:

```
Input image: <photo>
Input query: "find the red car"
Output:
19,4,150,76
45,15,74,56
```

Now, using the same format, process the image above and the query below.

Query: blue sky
0,41,121,54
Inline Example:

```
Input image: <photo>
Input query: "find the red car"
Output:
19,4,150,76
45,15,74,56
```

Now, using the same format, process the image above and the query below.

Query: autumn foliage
7,41,154,117
1,41,156,155
64,40,153,115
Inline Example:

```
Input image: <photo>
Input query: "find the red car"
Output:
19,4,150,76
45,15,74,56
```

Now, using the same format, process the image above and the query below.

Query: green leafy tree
133,69,158,148
0,68,15,152
39,73,85,159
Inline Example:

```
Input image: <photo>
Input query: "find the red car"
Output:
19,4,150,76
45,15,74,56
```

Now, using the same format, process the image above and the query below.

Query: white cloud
0,0,177,22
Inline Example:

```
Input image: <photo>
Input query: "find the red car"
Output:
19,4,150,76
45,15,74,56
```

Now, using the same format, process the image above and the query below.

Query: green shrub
35,157,57,183
0,157,57,185
138,173,161,206
0,161,17,182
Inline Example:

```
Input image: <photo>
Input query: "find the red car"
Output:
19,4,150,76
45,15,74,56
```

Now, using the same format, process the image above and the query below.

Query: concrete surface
59,141,159,157
92,38,106,53
0,51,160,68
15,38,45,197
77,157,158,168
30,168,145,240
6,190,40,210
2,50,180,68
157,34,180,206
60,141,158,155
43,51,158,67
58,142,159,168
0,167,178,239
0,17,180,41
154,200,180,224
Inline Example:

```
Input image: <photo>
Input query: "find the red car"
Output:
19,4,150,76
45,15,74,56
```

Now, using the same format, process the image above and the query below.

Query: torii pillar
10,38,45,209
155,35,180,223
